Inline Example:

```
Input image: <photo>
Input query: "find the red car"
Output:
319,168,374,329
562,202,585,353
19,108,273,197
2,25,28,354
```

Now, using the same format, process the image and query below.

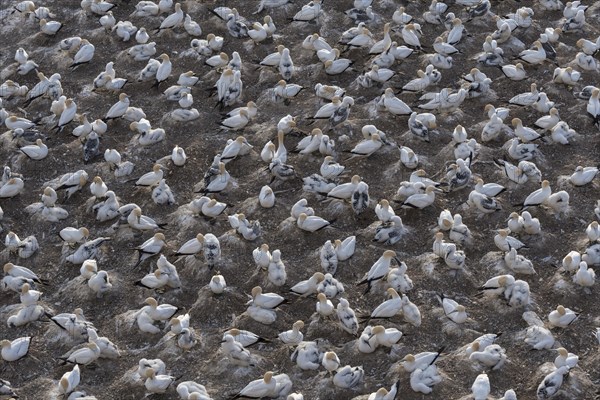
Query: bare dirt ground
1,0,600,399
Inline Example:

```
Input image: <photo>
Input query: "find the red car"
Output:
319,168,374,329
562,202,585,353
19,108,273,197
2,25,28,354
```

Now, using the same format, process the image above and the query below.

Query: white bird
155,3,183,33
58,365,80,396
569,166,598,186
249,286,286,309
537,366,569,399
70,39,95,68
336,298,359,335
469,344,507,370
278,320,304,345
1,336,31,361
209,274,226,295
220,334,254,367
548,305,579,328
410,364,442,394
297,213,332,232
144,368,175,394
292,0,322,21
333,365,364,389
20,139,48,160
471,374,490,400
380,88,412,115
39,18,63,35
438,295,468,324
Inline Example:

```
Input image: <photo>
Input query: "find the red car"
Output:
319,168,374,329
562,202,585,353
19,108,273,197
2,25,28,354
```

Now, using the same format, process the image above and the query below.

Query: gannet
537,366,569,399
504,247,535,275
4,262,46,284
469,344,507,370
221,334,255,366
59,227,89,246
471,373,490,400
278,320,304,345
317,273,344,298
1,336,31,361
87,329,119,359
408,362,442,394
330,365,363,389
570,166,598,186
573,261,595,287
143,368,175,394
105,93,129,121
358,249,396,292
89,176,108,198
223,328,268,347
291,272,324,297
60,342,101,365
250,286,286,309
297,213,332,232
133,233,166,268
337,298,359,335
535,108,560,130
515,180,551,210
20,282,42,305
291,341,320,370
127,205,167,231
58,365,80,396
267,249,287,286
548,305,579,328
70,39,95,69
319,240,338,274
209,274,226,294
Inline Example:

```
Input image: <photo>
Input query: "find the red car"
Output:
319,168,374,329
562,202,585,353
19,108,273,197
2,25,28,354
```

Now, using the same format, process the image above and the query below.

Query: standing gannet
320,240,338,274
358,250,397,293
316,292,334,317
70,39,95,69
133,233,166,268
253,244,272,270
105,93,129,120
336,298,359,335
267,249,286,286
154,3,183,33
153,54,172,88
58,365,80,396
